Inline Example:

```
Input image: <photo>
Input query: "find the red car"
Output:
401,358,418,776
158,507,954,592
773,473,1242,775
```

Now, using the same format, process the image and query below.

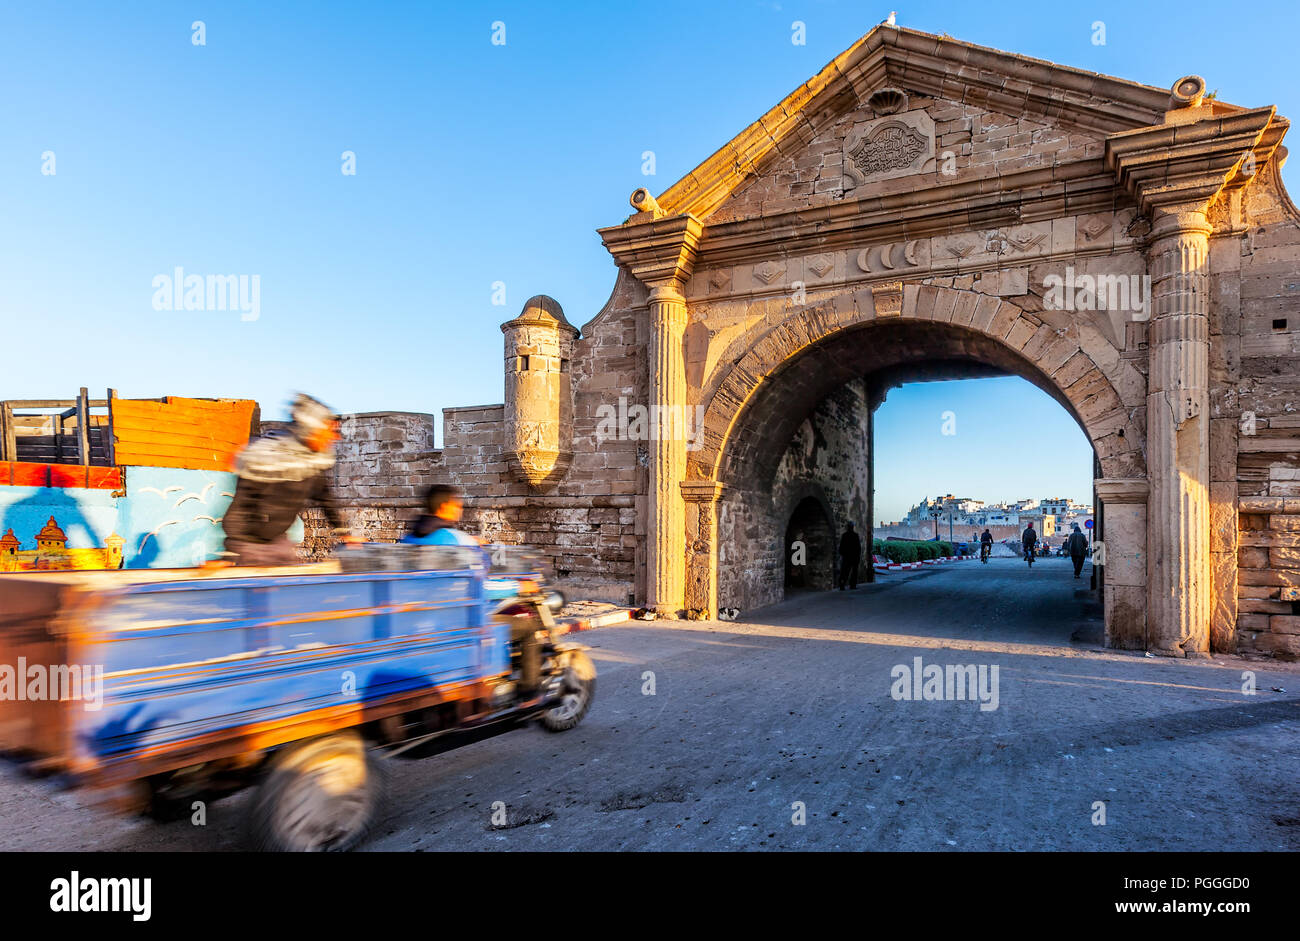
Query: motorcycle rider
402,483,482,548
1021,521,1037,563
221,393,356,565
405,484,540,695
979,528,993,561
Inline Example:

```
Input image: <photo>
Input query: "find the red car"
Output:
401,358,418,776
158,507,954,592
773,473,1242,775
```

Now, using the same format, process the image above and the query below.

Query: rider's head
424,484,463,522
291,394,340,453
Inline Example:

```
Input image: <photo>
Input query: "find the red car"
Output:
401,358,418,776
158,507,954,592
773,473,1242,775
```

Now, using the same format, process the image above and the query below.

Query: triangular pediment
652,25,1255,222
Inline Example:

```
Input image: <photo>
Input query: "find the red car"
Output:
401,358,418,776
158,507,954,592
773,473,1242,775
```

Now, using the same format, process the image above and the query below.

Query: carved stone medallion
843,110,936,189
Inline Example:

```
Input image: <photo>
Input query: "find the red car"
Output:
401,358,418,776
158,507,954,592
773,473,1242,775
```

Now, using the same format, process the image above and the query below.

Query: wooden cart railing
0,388,118,466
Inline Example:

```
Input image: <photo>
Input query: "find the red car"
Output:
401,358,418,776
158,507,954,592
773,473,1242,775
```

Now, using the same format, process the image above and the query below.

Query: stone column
682,480,724,618
1145,208,1213,656
1095,477,1149,649
647,284,688,616
598,206,702,616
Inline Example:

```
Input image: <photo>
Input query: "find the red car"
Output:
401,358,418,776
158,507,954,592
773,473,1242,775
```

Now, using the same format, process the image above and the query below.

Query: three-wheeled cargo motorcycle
0,543,595,851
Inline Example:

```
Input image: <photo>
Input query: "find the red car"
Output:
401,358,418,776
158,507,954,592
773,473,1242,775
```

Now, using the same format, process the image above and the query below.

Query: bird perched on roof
884,11,897,26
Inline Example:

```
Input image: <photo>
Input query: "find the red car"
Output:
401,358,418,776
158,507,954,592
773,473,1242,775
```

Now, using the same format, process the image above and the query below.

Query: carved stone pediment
843,109,936,189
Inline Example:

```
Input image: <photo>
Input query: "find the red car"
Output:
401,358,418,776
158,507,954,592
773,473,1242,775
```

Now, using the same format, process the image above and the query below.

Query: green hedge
873,538,953,564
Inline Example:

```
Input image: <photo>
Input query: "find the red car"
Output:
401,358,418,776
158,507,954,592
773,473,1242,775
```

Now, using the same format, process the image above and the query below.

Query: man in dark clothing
1066,523,1089,578
838,522,862,590
979,528,993,561
1021,522,1037,562
221,393,354,565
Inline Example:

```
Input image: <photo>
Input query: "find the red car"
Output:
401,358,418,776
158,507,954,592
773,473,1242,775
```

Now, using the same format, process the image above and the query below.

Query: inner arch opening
706,317,1116,632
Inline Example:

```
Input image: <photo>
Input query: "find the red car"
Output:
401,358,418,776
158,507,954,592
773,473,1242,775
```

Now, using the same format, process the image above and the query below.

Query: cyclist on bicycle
979,528,993,562
1021,522,1038,564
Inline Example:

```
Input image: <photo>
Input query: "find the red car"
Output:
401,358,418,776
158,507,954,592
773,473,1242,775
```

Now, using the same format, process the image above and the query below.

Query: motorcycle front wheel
540,649,596,733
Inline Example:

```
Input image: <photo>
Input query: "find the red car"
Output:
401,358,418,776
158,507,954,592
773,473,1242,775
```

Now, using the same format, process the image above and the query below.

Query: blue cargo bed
0,562,510,786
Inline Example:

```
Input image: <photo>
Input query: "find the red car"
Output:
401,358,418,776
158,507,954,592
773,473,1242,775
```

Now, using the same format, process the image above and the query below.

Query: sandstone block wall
719,379,872,611
1212,157,1300,659
254,33,1300,655
1236,497,1300,660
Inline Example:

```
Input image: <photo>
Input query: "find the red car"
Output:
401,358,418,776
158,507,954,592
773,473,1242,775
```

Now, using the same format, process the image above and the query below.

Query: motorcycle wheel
250,731,384,852
540,649,596,733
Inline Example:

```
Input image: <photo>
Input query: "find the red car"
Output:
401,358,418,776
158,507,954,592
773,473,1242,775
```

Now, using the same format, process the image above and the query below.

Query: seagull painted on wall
173,482,215,508
137,485,184,498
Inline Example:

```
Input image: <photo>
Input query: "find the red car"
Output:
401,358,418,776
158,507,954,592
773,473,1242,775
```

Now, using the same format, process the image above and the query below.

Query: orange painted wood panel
47,465,89,488
112,397,255,471
107,424,250,452
0,462,121,490
9,463,51,487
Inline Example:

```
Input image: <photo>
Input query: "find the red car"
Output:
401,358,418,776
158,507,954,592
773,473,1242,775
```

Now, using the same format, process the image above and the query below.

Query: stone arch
685,282,1148,623
779,482,837,591
690,284,1146,490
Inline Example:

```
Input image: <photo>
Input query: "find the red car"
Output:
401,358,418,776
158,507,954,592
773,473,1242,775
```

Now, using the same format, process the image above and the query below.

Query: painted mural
0,518,125,571
0,464,303,570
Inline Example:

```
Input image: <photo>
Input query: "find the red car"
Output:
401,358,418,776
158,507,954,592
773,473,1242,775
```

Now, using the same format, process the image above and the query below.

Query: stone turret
501,295,578,489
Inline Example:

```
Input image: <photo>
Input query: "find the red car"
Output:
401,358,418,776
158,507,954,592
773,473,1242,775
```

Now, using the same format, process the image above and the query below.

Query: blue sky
2,1,1295,523
873,376,1093,524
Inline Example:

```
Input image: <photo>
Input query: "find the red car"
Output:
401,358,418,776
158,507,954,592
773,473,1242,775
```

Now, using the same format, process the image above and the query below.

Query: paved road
3,556,1298,851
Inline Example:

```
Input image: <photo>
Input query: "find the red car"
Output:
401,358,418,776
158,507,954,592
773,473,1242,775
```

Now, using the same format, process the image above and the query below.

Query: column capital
598,212,704,293
1094,477,1149,503
1147,206,1213,243
647,283,687,306
680,480,725,503
1104,98,1284,219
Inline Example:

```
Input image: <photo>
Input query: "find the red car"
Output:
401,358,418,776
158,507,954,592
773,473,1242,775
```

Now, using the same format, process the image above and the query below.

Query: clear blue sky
874,376,1093,524
2,1,1295,520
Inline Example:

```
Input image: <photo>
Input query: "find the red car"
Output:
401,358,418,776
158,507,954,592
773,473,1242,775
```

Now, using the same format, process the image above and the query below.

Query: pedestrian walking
1067,523,1089,578
838,522,862,590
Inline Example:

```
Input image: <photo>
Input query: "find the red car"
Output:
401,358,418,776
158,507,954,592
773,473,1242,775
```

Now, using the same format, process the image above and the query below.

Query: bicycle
980,542,991,563
1023,543,1035,567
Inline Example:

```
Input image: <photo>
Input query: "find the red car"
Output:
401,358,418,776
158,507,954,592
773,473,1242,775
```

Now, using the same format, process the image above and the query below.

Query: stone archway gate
586,26,1296,657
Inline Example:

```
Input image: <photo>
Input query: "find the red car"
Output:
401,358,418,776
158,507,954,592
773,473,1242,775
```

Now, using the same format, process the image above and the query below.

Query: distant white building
888,493,1094,541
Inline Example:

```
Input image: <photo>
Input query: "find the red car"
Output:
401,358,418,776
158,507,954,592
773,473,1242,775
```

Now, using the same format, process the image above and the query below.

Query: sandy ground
2,556,1297,851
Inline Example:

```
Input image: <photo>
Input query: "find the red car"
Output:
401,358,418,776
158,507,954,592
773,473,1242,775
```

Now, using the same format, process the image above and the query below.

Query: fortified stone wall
275,412,438,558
1224,160,1300,658
263,28,1300,659
284,334,648,601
